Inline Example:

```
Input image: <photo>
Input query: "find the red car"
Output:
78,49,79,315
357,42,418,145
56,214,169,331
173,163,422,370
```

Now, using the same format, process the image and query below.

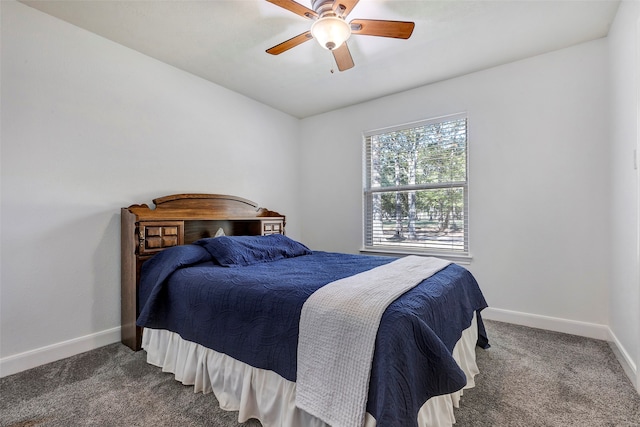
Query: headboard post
121,194,285,351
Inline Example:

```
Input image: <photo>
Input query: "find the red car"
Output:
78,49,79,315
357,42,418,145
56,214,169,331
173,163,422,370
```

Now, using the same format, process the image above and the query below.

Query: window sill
359,247,473,265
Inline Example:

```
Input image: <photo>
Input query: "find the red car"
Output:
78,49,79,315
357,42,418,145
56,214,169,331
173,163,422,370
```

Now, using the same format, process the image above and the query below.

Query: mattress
136,237,489,426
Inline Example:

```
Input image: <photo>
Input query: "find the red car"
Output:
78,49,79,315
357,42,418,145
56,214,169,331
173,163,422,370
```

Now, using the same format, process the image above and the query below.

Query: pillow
194,234,312,267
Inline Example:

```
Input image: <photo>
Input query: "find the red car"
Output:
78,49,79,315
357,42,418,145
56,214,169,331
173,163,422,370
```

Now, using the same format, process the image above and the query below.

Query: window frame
361,113,471,262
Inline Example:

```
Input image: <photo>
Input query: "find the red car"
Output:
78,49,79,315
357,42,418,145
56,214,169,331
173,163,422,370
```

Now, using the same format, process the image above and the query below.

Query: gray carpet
1,320,639,426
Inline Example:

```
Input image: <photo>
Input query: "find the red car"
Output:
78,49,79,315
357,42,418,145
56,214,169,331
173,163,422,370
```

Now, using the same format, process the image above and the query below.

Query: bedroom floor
1,320,638,426
455,320,640,426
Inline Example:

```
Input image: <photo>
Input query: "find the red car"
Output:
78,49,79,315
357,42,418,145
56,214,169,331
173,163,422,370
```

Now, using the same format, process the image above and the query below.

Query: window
363,113,468,256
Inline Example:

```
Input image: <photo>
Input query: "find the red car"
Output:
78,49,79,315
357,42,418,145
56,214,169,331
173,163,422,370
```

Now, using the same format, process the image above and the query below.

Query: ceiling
21,0,620,119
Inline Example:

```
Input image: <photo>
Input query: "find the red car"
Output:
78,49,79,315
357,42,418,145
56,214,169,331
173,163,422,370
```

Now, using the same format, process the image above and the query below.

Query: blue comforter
137,245,488,426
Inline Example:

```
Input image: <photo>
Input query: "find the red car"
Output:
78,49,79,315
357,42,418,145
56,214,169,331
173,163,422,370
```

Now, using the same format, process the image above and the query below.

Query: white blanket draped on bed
296,255,452,427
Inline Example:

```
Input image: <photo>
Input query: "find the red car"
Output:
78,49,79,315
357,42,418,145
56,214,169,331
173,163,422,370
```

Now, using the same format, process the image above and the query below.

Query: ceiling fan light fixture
310,16,351,50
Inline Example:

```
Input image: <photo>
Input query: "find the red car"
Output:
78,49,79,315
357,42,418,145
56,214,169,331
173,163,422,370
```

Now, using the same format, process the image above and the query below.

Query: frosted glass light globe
311,16,351,50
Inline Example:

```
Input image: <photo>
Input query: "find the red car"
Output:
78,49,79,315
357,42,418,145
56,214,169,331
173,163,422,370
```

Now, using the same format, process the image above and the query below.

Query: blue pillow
194,234,312,267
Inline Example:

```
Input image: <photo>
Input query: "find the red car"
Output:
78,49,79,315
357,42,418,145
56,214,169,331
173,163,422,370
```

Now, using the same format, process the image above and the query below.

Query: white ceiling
21,0,620,118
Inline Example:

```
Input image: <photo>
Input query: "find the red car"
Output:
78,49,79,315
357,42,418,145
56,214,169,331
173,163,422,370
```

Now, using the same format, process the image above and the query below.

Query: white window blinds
363,113,468,254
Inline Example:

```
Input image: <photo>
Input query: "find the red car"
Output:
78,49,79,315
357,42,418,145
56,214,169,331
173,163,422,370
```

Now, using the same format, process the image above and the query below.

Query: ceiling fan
265,0,415,72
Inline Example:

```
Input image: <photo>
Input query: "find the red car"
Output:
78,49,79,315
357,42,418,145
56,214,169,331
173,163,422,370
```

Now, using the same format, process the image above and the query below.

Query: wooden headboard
121,194,285,350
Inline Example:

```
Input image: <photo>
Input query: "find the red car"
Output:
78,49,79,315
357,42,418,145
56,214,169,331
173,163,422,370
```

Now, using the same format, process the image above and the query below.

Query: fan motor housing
311,0,336,15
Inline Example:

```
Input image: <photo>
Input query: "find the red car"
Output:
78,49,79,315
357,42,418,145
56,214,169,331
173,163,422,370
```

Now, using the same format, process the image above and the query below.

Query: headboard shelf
183,219,284,243
121,194,285,350
126,208,284,221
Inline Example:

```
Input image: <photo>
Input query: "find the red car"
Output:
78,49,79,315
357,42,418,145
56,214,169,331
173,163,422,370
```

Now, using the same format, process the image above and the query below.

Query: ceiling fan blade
350,19,415,39
332,0,359,18
332,43,355,71
266,0,318,20
266,31,313,55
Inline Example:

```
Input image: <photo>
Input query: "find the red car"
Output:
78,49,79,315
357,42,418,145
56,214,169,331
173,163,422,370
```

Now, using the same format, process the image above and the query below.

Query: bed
121,194,489,427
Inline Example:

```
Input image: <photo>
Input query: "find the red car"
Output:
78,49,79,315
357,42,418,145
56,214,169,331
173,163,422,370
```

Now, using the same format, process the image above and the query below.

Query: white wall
608,0,640,391
2,0,637,386
0,1,301,375
299,39,611,338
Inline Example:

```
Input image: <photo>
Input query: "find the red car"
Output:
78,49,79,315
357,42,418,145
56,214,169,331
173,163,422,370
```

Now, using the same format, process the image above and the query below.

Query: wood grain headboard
121,194,285,350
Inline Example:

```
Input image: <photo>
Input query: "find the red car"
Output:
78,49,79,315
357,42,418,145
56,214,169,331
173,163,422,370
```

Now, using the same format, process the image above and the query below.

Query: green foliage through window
364,114,468,253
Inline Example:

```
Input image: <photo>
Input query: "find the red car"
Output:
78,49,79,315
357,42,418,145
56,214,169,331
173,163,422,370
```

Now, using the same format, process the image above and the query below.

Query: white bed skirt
142,313,479,427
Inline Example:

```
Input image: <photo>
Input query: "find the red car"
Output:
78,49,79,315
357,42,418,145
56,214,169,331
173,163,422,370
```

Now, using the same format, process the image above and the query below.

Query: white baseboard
482,307,638,390
482,307,610,340
607,329,638,390
0,327,121,378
